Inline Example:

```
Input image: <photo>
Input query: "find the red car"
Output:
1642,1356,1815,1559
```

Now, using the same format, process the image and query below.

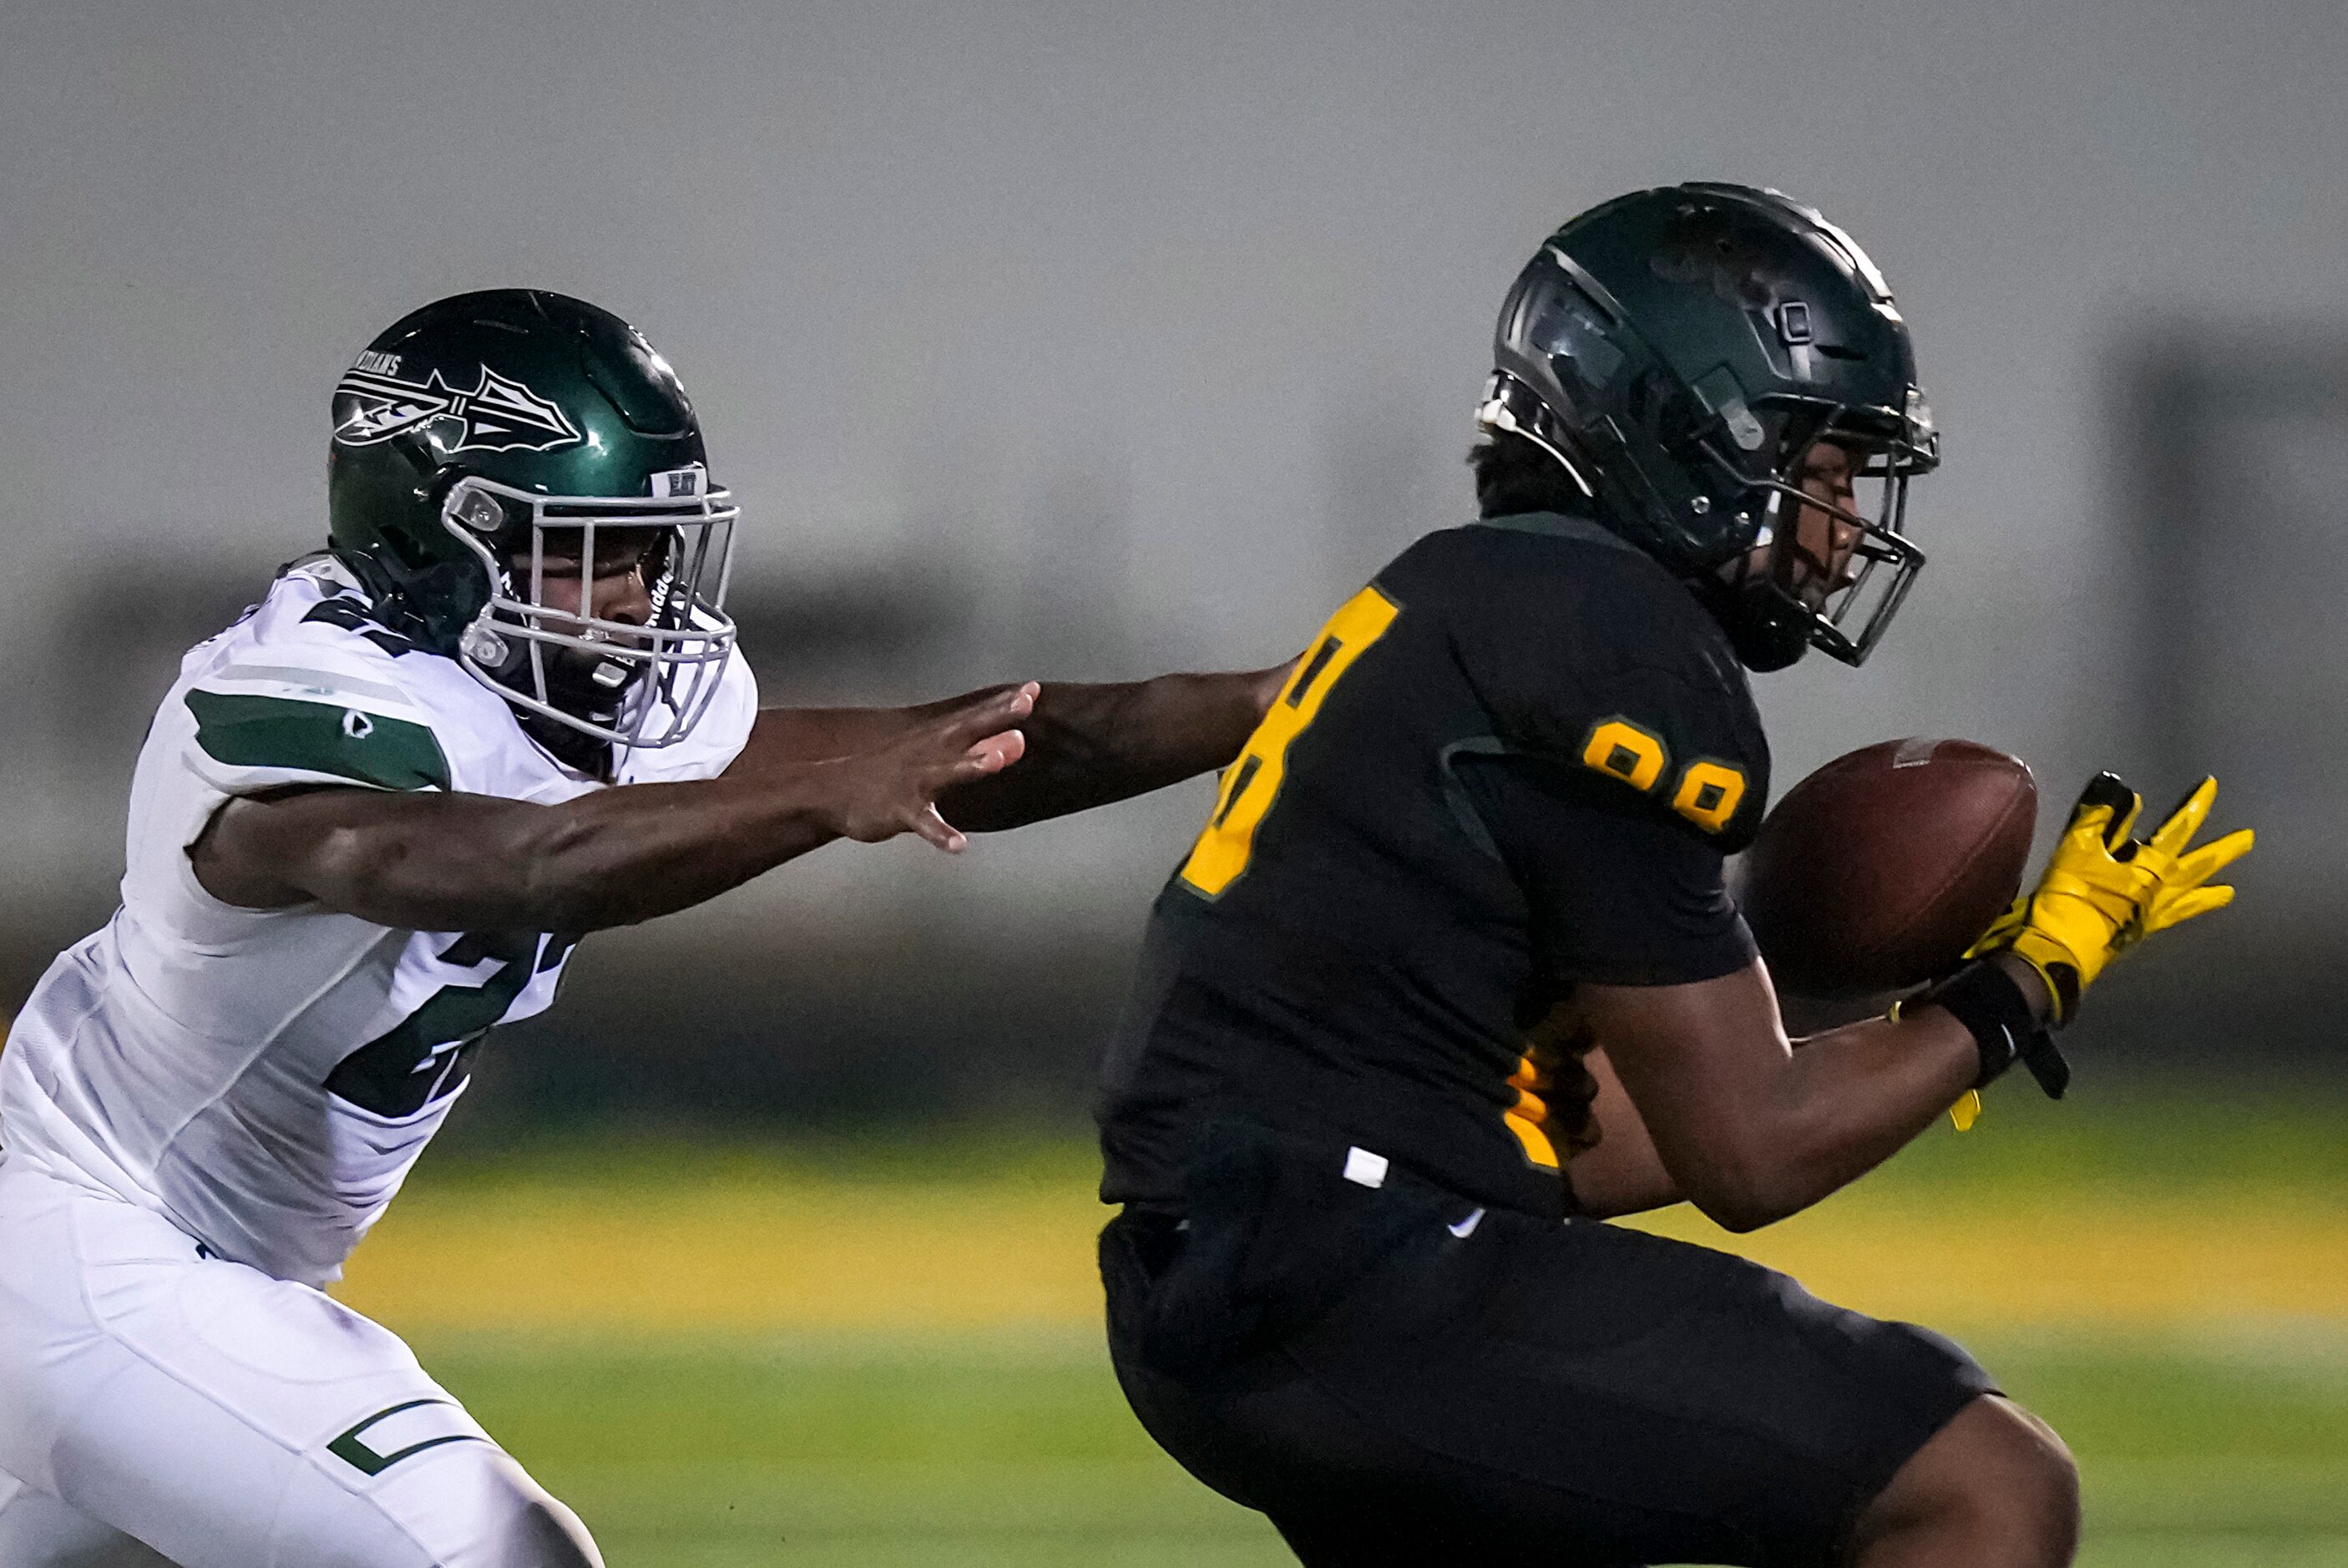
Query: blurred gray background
4,0,2342,1125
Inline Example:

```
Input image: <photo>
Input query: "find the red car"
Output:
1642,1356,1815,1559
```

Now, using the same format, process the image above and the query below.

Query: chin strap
1695,572,1813,672
514,706,617,780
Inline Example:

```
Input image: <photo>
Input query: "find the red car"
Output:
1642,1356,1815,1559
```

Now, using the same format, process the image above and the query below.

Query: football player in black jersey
1096,185,2250,1567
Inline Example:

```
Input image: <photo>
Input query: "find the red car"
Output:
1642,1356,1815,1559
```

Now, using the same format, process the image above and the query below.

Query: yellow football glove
1970,773,2253,1026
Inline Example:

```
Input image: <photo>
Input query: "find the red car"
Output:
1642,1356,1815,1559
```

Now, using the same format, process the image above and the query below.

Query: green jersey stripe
185,690,450,792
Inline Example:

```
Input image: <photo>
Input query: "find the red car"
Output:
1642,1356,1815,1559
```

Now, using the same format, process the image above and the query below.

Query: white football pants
0,1156,600,1568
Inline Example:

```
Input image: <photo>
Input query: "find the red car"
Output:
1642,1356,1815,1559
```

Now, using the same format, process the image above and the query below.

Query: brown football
1737,737,2038,999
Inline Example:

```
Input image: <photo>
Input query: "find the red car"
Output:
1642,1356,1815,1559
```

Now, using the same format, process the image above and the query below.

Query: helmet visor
443,475,739,750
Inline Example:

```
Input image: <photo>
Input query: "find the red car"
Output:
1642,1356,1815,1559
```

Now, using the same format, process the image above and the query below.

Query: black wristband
1912,960,2069,1099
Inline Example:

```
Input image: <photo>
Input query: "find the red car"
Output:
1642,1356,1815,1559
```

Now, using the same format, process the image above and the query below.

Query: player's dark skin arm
1561,1047,1682,1218
728,663,1297,832
189,687,1035,934
1572,954,2052,1232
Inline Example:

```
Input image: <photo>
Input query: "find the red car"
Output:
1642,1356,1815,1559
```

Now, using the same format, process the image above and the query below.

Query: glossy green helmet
327,289,739,750
1477,183,1937,670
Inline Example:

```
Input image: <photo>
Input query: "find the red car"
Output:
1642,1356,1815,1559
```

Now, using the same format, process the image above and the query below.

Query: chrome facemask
442,472,739,751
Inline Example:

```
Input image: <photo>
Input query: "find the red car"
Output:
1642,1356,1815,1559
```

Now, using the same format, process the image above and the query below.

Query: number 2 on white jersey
1178,584,1400,897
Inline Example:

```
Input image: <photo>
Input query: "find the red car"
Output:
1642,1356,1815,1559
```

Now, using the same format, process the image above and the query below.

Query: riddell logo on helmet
332,365,583,455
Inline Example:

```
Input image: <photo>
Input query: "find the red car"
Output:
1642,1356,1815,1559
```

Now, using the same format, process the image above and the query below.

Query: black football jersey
1098,510,1772,1219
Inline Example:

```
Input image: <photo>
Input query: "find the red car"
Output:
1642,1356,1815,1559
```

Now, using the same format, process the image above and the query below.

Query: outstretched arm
731,662,1295,832
942,665,1292,830
190,686,1034,934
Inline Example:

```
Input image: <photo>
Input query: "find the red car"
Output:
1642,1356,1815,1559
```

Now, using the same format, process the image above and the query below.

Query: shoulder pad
1437,528,1773,847
178,572,458,795
182,664,449,796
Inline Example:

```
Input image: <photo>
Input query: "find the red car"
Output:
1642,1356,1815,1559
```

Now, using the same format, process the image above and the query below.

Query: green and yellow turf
342,1085,2348,1565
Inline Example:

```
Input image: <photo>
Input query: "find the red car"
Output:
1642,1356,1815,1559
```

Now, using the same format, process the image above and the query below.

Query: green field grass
418,1328,2348,1567
359,1086,2348,1565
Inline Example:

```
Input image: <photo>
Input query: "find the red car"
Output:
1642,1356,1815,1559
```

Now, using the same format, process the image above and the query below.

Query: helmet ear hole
1652,381,1708,450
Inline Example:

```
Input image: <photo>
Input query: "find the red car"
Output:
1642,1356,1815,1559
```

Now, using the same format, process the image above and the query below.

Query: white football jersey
0,557,757,1285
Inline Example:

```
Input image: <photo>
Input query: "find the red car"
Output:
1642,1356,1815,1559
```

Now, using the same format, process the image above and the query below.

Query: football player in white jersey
0,290,1290,1568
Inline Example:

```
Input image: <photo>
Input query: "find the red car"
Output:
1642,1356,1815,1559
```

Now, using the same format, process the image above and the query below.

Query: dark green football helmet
1477,183,1937,670
327,289,739,750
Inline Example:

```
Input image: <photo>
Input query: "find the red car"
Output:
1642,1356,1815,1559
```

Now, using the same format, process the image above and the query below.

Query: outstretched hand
1968,772,2252,1024
819,683,1036,852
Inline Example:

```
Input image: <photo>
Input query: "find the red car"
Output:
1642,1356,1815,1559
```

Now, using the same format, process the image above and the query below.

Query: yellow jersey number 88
1177,584,1400,898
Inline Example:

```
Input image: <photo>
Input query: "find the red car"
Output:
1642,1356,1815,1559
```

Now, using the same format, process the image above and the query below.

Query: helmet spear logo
333,365,584,454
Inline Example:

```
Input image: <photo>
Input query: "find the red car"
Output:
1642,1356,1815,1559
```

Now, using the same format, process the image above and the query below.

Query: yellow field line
337,1178,2348,1334
1626,1195,2348,1328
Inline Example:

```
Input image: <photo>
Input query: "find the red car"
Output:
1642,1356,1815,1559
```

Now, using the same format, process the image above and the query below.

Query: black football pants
1099,1124,1992,1567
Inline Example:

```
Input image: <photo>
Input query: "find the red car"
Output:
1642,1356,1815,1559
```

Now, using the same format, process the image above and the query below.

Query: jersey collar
1472,509,1648,559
